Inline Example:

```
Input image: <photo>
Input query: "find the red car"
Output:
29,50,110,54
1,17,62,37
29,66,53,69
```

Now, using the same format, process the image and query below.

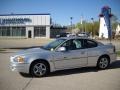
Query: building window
12,27,26,36
21,27,26,36
0,26,26,37
0,27,2,36
12,27,19,36
6,27,10,36
34,26,46,37
11,27,26,36
0,27,10,36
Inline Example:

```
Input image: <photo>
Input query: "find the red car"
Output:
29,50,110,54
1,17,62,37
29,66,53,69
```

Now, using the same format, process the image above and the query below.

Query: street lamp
70,17,73,33
80,15,83,32
91,18,94,38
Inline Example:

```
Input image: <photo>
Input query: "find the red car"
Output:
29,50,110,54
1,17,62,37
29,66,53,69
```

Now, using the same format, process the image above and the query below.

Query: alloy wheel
33,63,47,77
98,57,109,69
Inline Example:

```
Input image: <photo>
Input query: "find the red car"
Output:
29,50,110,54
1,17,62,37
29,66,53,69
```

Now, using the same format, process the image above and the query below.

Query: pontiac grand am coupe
10,37,116,77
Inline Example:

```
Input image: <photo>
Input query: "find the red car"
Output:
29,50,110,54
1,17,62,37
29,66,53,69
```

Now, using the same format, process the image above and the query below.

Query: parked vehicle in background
56,33,76,38
78,32,90,38
67,33,76,37
56,32,70,38
10,37,116,77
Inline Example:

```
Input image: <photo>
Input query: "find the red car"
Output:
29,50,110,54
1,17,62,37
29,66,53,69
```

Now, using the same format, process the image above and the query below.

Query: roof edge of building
0,13,51,16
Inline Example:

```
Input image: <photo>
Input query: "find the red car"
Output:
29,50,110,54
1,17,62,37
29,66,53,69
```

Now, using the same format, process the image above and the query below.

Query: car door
84,39,99,66
53,39,88,69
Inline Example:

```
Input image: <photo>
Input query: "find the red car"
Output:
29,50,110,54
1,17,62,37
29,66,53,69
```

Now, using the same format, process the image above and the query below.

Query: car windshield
42,39,66,51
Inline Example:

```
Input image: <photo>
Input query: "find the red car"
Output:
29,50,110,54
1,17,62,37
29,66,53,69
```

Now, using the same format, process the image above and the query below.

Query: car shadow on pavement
20,60,120,78
108,59,120,69
48,60,120,77
19,67,98,78
48,67,98,77
19,72,33,78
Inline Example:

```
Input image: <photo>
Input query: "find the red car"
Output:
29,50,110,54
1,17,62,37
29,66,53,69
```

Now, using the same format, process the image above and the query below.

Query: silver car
10,37,116,77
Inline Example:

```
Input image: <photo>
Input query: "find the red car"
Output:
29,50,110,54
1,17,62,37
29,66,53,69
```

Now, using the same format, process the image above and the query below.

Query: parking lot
0,39,120,50
0,39,120,90
0,49,120,90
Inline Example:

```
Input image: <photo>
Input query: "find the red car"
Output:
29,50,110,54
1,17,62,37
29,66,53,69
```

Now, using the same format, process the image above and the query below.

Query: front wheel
97,56,110,69
30,61,49,77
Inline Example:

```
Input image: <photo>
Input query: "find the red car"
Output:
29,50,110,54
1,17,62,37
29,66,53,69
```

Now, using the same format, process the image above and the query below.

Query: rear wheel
97,56,110,69
30,61,49,77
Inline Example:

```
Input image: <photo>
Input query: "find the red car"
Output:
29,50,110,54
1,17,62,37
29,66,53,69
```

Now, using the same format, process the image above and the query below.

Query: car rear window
84,39,97,48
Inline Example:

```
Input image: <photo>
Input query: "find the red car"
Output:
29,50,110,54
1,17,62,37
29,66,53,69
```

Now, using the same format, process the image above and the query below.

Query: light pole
80,15,83,32
91,18,94,38
70,17,73,33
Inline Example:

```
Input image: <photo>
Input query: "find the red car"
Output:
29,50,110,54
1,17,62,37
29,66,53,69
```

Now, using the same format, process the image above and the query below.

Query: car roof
59,37,99,44
60,36,89,40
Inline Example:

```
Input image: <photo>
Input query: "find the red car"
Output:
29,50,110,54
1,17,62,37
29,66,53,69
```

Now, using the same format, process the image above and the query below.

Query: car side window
61,40,75,50
73,39,82,49
61,39,83,50
84,40,97,48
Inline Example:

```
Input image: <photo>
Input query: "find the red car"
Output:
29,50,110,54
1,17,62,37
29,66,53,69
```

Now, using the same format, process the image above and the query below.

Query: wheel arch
29,59,50,73
97,54,110,66
98,54,110,61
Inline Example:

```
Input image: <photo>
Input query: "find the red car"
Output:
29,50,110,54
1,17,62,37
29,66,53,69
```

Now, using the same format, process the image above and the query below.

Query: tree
76,20,99,35
93,21,99,35
111,15,119,31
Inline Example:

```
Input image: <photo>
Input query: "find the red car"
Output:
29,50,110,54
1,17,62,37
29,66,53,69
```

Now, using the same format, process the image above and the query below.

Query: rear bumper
10,63,30,73
109,53,117,64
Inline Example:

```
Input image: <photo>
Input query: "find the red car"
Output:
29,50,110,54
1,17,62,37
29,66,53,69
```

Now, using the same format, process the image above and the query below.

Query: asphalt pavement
0,39,120,51
0,50,120,90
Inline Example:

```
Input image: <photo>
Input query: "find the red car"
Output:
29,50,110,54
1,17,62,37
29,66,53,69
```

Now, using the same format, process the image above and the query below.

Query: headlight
14,56,25,63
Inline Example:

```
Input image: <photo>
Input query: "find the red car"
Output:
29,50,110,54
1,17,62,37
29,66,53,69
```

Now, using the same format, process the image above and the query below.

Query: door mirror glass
57,47,66,52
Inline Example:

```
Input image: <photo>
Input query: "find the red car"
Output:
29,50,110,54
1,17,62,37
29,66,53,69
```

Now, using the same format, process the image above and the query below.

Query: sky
0,0,120,25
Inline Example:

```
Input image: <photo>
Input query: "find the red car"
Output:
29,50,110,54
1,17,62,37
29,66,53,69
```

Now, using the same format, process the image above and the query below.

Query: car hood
13,48,50,56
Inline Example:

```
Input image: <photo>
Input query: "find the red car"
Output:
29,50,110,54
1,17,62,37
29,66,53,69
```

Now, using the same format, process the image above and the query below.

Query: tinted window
84,40,97,48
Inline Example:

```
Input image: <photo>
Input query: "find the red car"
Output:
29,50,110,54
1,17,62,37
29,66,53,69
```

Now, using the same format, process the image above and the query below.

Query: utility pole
91,18,94,38
81,15,83,32
70,17,73,33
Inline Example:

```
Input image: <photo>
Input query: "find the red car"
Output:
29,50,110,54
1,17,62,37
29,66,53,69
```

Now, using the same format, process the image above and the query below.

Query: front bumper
10,62,30,74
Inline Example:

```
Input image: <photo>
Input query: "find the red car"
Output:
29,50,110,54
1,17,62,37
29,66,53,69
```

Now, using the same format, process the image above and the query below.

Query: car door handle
64,57,68,59
81,51,85,54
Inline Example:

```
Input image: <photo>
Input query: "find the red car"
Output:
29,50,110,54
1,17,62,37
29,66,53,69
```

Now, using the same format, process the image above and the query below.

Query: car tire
97,56,110,69
30,61,49,77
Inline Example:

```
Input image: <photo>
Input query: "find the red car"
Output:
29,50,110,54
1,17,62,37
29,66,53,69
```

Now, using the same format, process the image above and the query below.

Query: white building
115,24,120,35
99,6,113,39
99,17,109,38
0,14,51,38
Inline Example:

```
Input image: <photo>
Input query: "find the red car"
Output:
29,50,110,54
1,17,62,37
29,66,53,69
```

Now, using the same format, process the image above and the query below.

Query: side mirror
57,47,66,52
